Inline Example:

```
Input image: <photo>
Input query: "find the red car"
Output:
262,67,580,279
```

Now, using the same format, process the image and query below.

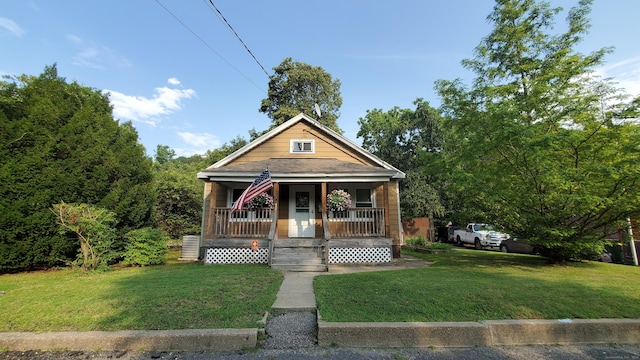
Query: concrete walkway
271,272,320,312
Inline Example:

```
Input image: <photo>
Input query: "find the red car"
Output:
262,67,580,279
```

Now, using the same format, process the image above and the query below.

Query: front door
288,185,315,238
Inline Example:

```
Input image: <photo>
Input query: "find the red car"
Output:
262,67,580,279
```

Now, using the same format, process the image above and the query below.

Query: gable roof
197,113,405,182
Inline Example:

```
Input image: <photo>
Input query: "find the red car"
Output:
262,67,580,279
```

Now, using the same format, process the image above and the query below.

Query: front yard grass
314,249,640,322
0,249,283,332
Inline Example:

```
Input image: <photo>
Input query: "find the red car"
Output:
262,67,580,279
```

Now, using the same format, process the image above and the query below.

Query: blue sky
2,1,639,158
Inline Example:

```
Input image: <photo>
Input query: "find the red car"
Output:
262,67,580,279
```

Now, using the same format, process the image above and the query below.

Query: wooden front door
288,185,315,238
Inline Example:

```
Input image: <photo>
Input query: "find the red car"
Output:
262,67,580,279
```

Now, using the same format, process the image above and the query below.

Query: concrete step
271,257,324,265
271,252,324,262
274,239,324,248
270,238,327,272
271,264,327,272
274,247,324,254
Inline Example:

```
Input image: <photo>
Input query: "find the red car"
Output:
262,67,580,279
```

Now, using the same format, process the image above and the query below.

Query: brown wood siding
228,122,379,166
215,183,227,207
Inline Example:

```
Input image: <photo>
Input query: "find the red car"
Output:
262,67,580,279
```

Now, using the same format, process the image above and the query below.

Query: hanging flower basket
327,189,351,212
247,193,274,209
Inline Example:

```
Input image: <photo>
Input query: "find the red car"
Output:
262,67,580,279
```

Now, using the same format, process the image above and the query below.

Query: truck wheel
500,244,509,253
456,235,462,247
474,238,482,250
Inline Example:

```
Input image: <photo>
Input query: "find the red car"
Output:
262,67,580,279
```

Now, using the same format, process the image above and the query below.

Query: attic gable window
290,139,315,153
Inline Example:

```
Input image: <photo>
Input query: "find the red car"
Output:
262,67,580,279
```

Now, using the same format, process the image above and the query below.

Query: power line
154,0,265,94
204,0,270,78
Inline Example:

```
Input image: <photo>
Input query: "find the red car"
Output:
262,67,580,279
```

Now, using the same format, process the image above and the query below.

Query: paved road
2,344,640,359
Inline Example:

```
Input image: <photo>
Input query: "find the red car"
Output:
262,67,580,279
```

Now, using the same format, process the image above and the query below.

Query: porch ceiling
197,158,401,182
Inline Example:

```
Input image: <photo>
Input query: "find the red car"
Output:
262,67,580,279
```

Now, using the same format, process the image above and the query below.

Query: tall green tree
154,144,176,164
357,99,445,218
0,65,155,271
260,57,343,133
154,158,203,240
152,137,248,240
435,0,640,261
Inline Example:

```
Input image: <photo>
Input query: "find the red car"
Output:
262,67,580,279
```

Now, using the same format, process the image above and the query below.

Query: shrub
122,228,169,266
422,242,455,251
52,202,118,271
405,236,427,247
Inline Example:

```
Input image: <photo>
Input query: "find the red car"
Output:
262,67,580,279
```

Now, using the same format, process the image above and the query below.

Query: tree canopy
260,57,343,133
435,0,640,261
358,99,445,218
0,64,155,271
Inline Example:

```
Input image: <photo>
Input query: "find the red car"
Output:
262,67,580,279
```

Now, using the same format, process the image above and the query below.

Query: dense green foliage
52,202,118,271
260,57,343,133
404,235,427,247
154,157,204,239
152,138,247,240
121,228,169,266
434,0,640,261
0,65,155,271
357,99,445,218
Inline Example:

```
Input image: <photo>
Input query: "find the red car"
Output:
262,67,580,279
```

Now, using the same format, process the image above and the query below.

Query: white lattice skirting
329,247,391,264
204,248,269,264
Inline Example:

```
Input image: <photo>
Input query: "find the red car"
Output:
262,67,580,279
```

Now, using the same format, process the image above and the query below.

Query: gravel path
261,312,317,349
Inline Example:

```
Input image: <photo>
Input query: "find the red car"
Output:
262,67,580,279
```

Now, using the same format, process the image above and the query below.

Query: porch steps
270,239,327,272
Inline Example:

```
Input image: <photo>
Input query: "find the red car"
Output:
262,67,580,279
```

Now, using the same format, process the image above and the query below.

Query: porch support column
321,182,327,213
202,182,217,240
385,180,402,258
273,182,280,215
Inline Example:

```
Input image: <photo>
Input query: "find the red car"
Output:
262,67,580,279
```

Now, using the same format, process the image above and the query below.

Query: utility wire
204,0,270,78
154,0,265,94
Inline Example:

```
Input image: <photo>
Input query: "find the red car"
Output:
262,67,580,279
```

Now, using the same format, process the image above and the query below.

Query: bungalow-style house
196,113,405,271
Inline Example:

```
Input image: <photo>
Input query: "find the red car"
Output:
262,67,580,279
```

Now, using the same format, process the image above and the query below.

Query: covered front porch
200,180,399,271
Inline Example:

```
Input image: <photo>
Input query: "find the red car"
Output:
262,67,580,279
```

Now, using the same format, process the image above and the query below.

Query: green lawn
0,249,283,332
2,248,639,332
314,249,640,322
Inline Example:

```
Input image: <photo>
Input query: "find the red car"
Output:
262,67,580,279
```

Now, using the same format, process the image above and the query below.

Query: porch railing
212,207,385,239
213,208,273,238
327,208,385,237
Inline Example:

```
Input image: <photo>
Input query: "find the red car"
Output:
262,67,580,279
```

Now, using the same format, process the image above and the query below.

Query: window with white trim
355,189,373,208
290,139,315,153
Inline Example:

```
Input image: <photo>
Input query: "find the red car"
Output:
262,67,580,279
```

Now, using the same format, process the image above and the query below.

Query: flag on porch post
230,169,273,213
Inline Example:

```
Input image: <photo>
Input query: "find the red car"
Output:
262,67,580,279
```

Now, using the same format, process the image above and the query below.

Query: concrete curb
2,319,640,351
0,328,257,352
317,317,640,348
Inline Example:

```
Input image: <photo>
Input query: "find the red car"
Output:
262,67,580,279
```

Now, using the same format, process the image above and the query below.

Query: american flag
230,169,273,213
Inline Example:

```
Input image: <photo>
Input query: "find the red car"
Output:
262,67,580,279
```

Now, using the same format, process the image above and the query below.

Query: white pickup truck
453,223,510,249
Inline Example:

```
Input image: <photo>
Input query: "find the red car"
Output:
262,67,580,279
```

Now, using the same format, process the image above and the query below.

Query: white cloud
67,34,132,70
168,77,181,85
595,57,640,97
105,85,196,126
175,132,221,157
0,17,25,37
